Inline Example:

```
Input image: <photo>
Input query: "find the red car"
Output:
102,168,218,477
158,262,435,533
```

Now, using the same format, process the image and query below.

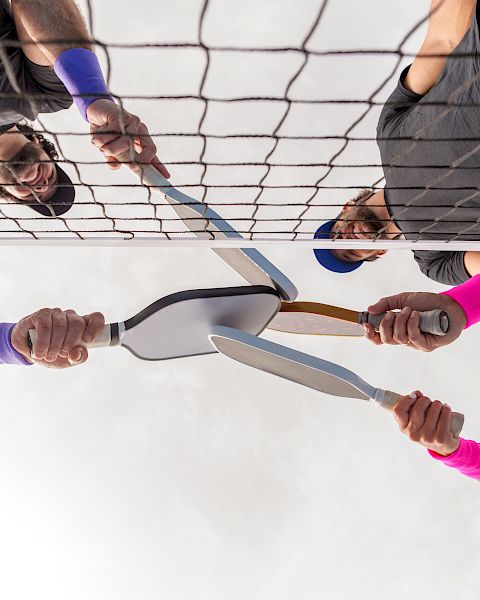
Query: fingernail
410,392,417,399
445,403,451,409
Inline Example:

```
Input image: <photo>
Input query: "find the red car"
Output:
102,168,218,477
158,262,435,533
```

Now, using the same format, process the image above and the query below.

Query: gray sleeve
413,250,469,285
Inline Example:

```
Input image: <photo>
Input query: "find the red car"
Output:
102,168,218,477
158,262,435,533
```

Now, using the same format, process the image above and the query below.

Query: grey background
0,2,478,599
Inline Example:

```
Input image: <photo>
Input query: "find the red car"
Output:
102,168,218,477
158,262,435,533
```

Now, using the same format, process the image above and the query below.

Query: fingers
377,311,396,345
367,308,436,352
45,309,68,362
404,394,432,440
67,346,88,366
363,322,383,345
105,156,122,170
60,310,88,357
90,107,170,177
421,400,443,441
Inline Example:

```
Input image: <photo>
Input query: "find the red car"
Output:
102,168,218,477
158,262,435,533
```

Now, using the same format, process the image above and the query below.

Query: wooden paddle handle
28,325,112,352
373,389,464,437
360,309,450,336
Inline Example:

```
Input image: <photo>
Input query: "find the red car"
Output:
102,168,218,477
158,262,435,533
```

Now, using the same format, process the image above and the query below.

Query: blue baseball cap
313,220,364,274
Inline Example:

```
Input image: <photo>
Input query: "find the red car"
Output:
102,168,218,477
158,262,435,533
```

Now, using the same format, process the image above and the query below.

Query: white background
0,1,479,599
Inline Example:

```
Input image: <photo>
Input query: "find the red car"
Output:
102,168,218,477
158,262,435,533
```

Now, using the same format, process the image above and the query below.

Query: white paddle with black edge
120,152,298,302
28,286,281,362
209,326,464,436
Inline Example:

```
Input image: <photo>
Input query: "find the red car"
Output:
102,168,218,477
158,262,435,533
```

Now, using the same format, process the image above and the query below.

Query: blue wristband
0,323,32,366
54,48,115,121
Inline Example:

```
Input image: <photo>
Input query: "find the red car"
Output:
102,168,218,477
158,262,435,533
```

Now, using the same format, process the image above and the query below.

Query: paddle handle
373,389,464,437
359,309,450,336
28,324,113,352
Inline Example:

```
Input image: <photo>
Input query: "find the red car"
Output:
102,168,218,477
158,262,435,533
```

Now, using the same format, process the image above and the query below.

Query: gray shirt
377,7,480,285
0,0,72,132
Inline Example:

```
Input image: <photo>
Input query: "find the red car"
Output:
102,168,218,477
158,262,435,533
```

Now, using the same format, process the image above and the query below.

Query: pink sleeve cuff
428,438,480,479
440,274,480,328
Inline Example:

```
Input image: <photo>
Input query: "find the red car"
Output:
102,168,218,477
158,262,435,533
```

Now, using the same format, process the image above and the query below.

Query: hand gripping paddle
268,301,450,337
29,286,280,361
121,153,298,302
209,326,464,436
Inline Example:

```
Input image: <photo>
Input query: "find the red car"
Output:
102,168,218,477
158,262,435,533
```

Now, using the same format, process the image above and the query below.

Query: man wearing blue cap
0,0,169,217
315,0,480,285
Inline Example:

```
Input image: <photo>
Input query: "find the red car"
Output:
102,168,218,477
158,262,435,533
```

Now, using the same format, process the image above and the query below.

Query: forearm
11,0,93,64
429,438,480,480
441,274,480,328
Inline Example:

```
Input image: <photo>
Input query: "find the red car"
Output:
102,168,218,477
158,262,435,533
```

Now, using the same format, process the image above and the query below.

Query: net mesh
1,0,480,248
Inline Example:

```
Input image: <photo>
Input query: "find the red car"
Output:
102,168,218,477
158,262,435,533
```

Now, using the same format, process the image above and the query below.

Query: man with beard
0,0,169,217
314,0,480,286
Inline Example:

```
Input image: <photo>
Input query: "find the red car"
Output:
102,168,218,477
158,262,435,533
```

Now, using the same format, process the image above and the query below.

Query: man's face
0,136,58,203
330,202,387,263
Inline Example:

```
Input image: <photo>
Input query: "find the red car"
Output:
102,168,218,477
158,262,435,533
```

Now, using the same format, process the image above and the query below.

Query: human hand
363,291,467,352
394,391,460,456
87,99,170,178
11,308,105,369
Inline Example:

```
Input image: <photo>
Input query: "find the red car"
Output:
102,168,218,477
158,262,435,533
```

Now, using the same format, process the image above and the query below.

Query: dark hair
0,123,59,202
335,188,381,262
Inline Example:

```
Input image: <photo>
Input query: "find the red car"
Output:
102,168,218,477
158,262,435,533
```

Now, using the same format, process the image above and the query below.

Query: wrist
54,48,115,121
429,438,460,457
86,98,116,124
441,274,480,328
0,323,33,366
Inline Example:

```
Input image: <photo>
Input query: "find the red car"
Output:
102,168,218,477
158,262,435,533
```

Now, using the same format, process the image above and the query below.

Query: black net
0,0,479,247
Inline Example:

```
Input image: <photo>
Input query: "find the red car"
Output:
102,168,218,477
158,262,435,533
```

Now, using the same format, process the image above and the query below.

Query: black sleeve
376,66,424,138
413,250,470,285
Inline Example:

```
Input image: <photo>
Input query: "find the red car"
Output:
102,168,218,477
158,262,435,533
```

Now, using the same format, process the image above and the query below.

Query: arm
404,0,477,95
11,0,169,177
394,391,480,480
11,0,92,66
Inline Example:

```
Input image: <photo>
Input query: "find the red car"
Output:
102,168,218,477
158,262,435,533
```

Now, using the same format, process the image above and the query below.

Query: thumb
68,346,88,365
368,293,410,315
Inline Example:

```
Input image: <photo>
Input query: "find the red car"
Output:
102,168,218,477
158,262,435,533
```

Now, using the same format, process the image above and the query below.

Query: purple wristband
54,48,114,121
440,274,480,328
0,324,32,366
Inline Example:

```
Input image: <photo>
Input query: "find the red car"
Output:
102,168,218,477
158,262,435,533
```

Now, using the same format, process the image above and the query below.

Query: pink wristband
440,274,480,328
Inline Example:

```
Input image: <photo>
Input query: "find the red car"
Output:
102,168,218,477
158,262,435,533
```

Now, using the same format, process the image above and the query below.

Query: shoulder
413,250,469,285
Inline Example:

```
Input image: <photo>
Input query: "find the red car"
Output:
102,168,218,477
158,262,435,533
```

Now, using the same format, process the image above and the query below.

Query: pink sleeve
428,438,480,480
440,274,480,328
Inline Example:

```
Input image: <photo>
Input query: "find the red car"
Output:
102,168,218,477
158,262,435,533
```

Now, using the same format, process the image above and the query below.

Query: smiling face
330,199,388,263
0,135,59,203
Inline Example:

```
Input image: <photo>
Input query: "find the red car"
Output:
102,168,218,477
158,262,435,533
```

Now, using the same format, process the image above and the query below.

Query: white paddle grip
28,324,112,351
373,390,464,437
363,309,449,336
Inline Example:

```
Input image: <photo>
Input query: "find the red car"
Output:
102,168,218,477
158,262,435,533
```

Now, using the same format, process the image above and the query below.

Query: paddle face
268,311,364,337
117,286,281,361
267,302,364,337
209,326,375,400
135,161,298,302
